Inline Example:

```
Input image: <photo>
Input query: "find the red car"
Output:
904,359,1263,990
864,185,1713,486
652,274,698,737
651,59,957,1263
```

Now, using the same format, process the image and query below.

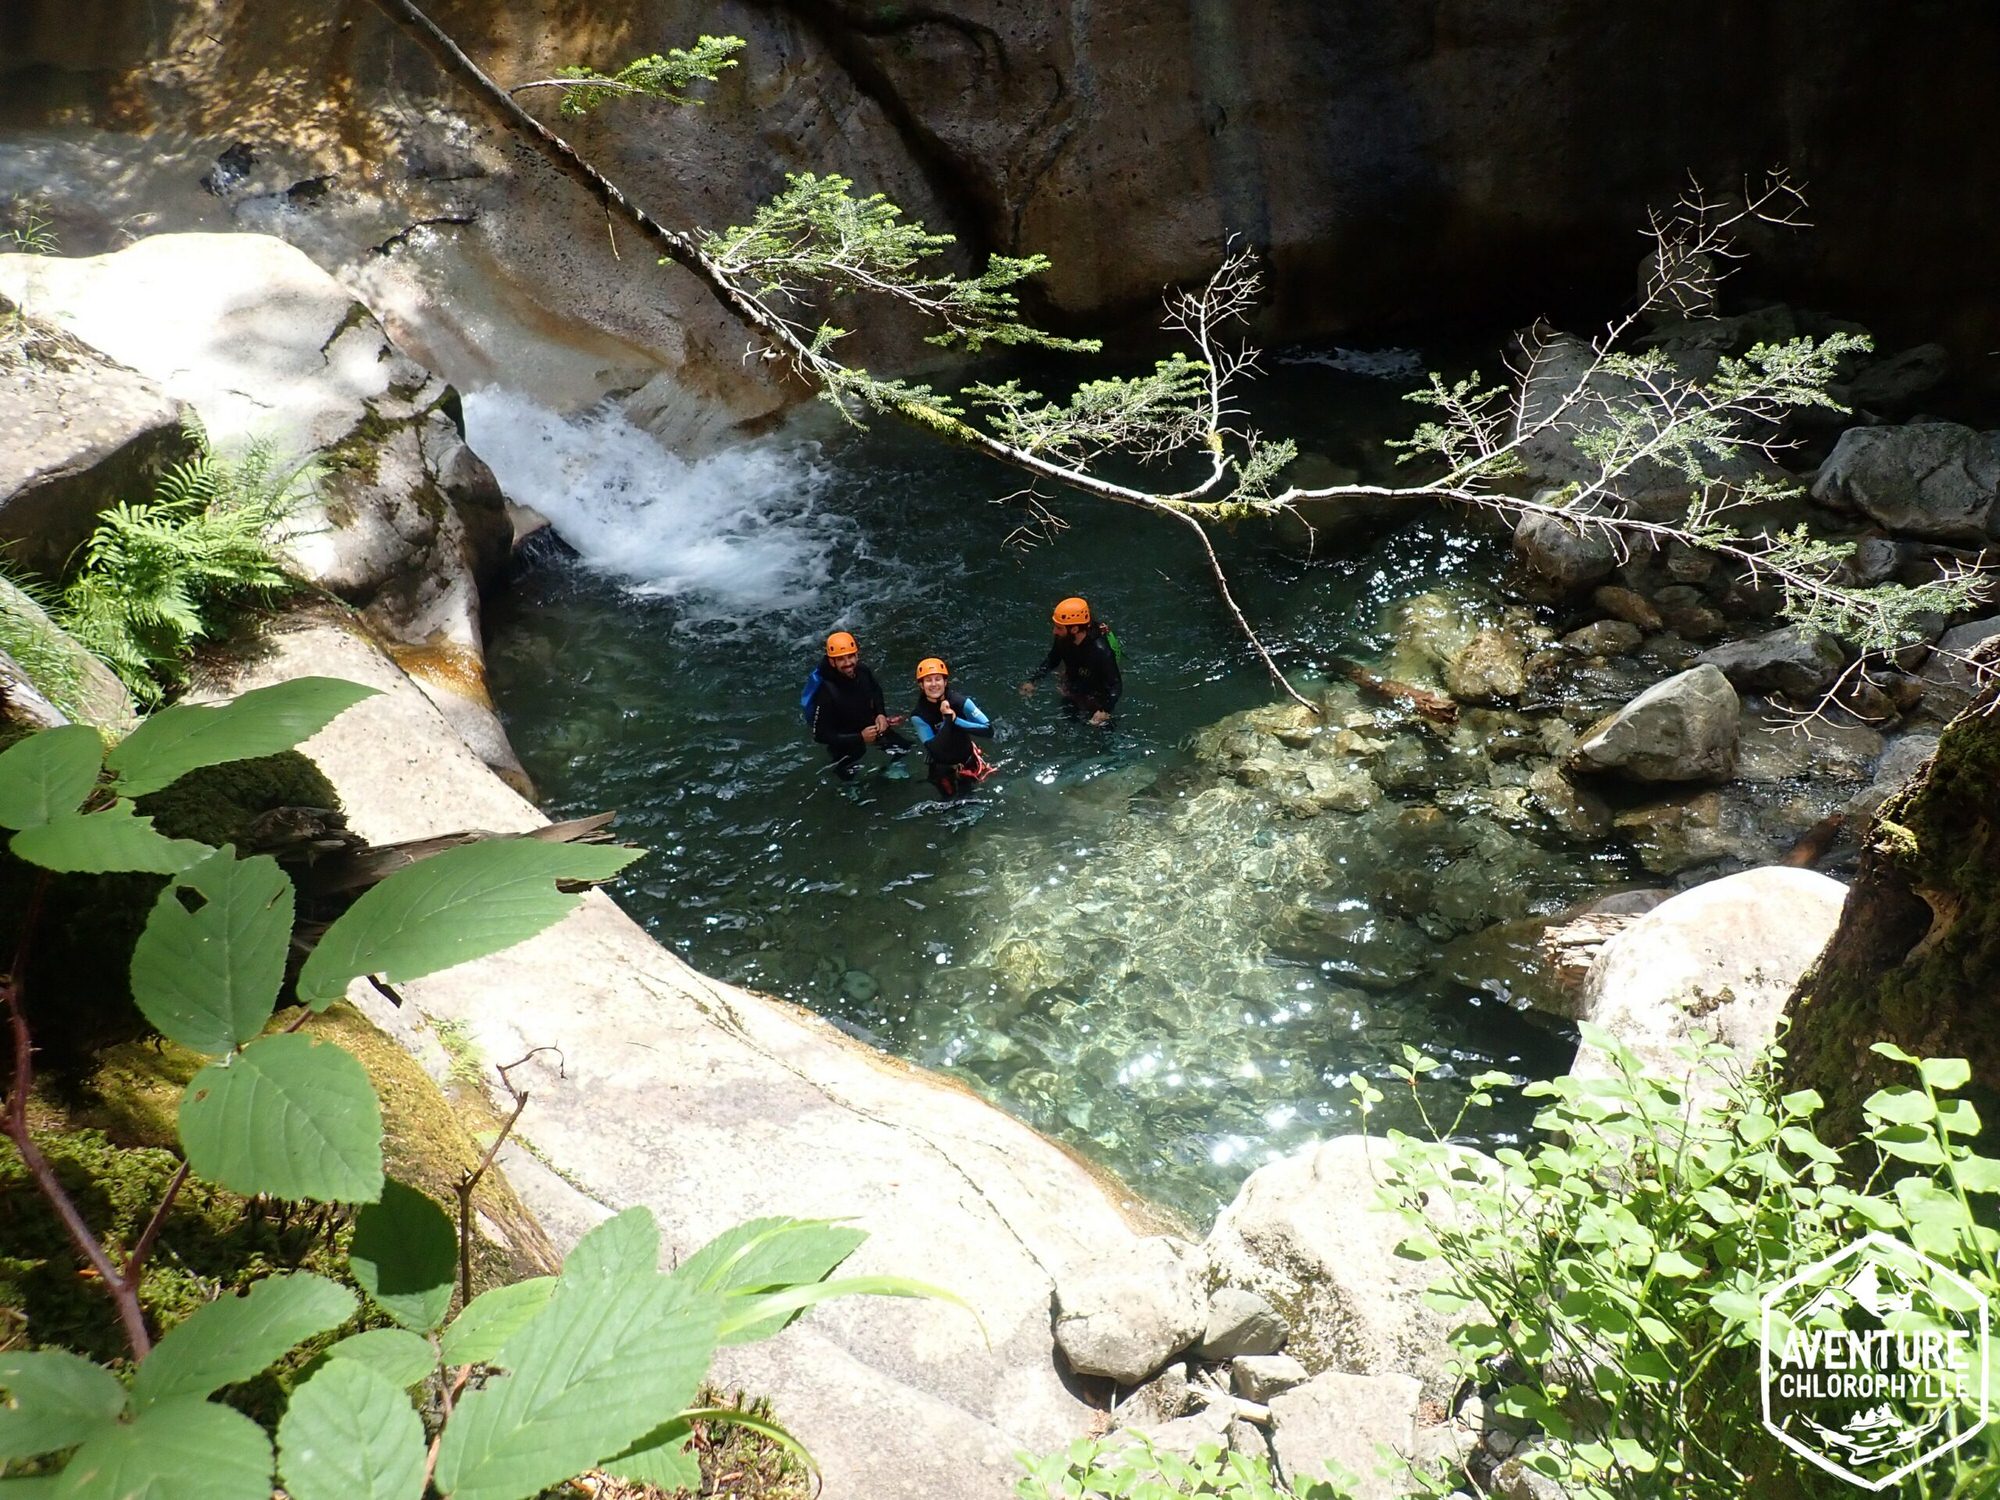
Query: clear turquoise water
474,357,1618,1222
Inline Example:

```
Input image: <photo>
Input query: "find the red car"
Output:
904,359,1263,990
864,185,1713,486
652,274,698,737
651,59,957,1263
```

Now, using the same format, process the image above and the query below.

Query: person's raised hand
1089,710,1112,727
861,724,881,744
1018,681,1036,698
940,698,956,720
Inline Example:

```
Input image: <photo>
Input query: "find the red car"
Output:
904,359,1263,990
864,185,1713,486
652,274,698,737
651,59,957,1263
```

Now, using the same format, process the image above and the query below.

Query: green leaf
432,1248,721,1500
130,847,292,1054
54,1396,271,1500
277,1359,427,1500
326,1328,439,1389
1955,1156,2000,1194
135,1271,356,1409
563,1207,661,1283
670,1217,865,1342
105,678,377,797
296,839,641,1008
0,726,104,830
1650,1249,1704,1279
0,1350,127,1462
1864,1086,1936,1127
11,801,208,874
716,1274,976,1343
440,1279,556,1368
1920,1057,1973,1091
178,1033,384,1203
350,1180,458,1332
1869,1040,1919,1066
601,1417,700,1492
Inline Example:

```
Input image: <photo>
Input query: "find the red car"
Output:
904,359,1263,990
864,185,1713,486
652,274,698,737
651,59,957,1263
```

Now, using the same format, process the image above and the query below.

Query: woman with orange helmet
1020,596,1123,725
800,628,909,778
911,656,996,798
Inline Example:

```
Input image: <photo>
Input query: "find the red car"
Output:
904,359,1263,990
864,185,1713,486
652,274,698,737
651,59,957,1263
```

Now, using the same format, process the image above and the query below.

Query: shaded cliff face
6,0,1998,412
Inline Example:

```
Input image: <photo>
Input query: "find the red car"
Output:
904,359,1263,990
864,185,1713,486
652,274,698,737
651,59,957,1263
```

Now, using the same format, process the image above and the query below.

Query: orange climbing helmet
915,656,949,681
825,630,858,659
1052,596,1092,627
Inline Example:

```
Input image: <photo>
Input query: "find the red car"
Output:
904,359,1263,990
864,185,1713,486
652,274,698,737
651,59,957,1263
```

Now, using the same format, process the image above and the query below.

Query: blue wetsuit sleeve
955,698,993,735
913,716,936,745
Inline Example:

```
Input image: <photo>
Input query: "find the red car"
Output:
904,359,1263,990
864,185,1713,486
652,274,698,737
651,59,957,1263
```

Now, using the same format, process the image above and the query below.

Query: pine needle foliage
550,35,745,116
58,424,306,704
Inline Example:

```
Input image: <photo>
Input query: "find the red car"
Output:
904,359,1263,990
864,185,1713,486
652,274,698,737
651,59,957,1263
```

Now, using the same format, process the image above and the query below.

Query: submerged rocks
1443,628,1528,703
1053,1237,1207,1384
1573,867,1849,1094
1567,665,1741,781
1813,423,2000,542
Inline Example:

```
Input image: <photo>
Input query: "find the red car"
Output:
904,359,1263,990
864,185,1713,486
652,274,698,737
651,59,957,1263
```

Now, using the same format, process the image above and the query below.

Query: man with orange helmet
1020,596,1123,725
801,629,909,778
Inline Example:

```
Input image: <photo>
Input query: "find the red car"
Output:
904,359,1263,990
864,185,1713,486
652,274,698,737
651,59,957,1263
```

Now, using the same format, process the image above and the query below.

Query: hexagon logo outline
1760,1230,1991,1491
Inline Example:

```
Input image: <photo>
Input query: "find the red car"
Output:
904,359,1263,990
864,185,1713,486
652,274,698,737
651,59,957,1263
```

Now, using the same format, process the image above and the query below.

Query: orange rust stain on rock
390,641,495,708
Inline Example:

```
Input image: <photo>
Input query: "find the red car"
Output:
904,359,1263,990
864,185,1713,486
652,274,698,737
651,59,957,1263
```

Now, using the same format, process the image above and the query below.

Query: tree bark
1784,686,2000,1137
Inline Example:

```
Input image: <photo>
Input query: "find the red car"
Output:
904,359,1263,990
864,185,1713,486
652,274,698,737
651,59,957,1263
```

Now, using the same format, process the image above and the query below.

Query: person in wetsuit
803,630,910,777
912,656,996,798
1020,596,1122,725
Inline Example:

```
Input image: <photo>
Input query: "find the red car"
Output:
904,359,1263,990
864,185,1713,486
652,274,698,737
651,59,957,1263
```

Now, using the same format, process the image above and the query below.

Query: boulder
1812,423,2000,542
1526,765,1613,841
1696,625,1849,698
1444,628,1528,702
1231,1353,1309,1403
1268,1370,1421,1500
0,575,136,734
1513,505,1616,591
1919,615,2000,716
1573,867,1849,1098
1053,1236,1206,1385
1199,1288,1288,1361
0,307,190,572
1844,344,1949,411
1650,584,1724,641
1567,665,1741,782
1847,732,1941,820
1592,585,1665,632
0,235,522,788
1122,1362,1200,1423
1203,1135,1472,1398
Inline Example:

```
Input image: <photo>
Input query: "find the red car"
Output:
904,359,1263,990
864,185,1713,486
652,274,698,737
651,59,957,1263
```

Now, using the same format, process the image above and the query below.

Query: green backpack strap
1103,626,1123,665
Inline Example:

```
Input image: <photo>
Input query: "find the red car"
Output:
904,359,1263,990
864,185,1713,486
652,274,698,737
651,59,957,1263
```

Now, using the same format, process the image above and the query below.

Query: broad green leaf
1869,1040,1919,1066
10,801,208,874
1650,1250,1703,1279
432,1261,720,1500
0,1476,61,1495
563,1207,661,1284
54,1396,270,1500
277,1359,427,1500
130,848,293,1054
672,1217,866,1297
716,1274,976,1344
602,1417,701,1493
0,1350,126,1461
105,677,378,797
178,1033,384,1202
135,1271,356,1409
439,1279,556,1367
350,1180,458,1332
326,1328,439,1389
1920,1056,1973,1091
1864,1087,1936,1127
0,726,104,831
296,839,641,1008
1956,1156,2000,1193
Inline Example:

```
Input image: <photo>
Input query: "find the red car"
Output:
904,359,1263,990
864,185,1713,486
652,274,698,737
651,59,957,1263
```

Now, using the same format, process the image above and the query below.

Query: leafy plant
1015,1434,1354,1500
1365,1033,2000,1499
0,679,964,1496
57,424,307,704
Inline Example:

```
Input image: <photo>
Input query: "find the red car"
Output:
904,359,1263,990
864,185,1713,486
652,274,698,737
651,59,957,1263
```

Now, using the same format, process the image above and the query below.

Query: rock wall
6,0,2000,433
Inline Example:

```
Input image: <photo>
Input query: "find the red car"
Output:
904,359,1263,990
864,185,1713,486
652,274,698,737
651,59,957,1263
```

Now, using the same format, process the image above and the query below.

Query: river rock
1123,1362,1200,1423
1696,625,1849,698
1567,665,1740,782
1844,344,1949,412
1812,423,2000,542
1919,615,2000,715
0,306,190,573
1204,1135,1475,1398
1444,628,1528,702
1268,1370,1422,1500
0,576,136,734
1232,1353,1309,1403
1650,584,1724,641
1573,867,1849,1097
1514,505,1616,591
1562,619,1642,657
1847,732,1940,820
1053,1237,1207,1384
1612,790,1778,876
1199,1287,1288,1360
1592,584,1666,632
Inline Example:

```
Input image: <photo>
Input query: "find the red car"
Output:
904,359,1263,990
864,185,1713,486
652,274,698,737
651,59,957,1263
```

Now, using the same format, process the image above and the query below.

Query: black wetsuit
911,688,994,797
806,657,909,775
1027,626,1122,715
